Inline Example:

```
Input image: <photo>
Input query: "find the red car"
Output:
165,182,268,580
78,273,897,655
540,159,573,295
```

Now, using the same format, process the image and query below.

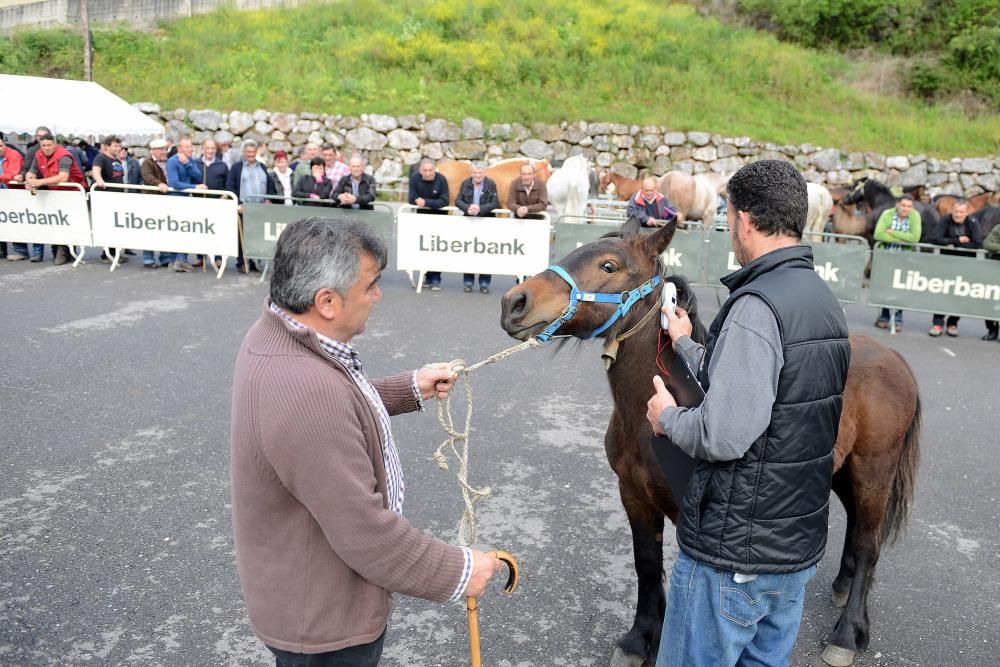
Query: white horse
805,182,834,239
547,155,591,219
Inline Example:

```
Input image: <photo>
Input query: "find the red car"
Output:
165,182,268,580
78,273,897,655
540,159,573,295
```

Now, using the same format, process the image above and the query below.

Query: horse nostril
511,291,529,319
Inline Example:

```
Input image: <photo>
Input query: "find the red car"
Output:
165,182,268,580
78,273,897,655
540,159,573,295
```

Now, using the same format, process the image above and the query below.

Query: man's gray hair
242,139,258,150
270,217,387,314
419,157,435,169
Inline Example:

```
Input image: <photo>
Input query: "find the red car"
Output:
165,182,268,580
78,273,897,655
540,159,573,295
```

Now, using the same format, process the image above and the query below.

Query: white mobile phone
661,282,678,329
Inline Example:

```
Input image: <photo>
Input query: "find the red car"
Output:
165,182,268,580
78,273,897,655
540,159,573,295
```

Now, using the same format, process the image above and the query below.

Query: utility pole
81,0,93,81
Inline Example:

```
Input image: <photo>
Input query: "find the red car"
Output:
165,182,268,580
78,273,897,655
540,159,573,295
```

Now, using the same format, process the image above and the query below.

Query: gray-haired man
231,217,502,665
225,139,276,273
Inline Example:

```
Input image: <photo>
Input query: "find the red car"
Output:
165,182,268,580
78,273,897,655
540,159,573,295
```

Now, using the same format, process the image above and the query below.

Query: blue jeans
656,550,816,667
879,308,903,324
12,242,44,259
144,250,174,265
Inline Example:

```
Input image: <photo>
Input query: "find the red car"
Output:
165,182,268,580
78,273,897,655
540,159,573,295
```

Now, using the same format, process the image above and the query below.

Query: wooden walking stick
468,550,519,667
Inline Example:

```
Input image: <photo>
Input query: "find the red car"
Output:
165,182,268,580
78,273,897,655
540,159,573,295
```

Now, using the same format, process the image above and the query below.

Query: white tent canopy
0,74,164,143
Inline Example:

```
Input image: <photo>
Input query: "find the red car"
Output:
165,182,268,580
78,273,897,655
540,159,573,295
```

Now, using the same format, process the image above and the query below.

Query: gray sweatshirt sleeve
660,295,783,462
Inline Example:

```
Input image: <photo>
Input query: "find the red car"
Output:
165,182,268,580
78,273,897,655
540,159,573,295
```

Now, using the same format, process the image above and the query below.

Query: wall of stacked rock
134,103,1000,196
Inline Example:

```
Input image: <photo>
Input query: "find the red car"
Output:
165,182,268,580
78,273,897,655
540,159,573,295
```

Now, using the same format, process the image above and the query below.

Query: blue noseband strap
535,265,662,342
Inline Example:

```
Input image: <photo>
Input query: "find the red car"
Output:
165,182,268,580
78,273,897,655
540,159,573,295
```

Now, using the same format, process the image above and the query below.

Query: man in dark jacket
333,155,377,210
226,139,276,273
408,158,450,290
646,160,850,667
626,178,678,227
928,199,983,337
195,139,229,191
455,163,500,293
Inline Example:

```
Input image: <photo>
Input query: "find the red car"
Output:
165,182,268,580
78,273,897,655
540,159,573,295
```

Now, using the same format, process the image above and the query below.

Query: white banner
396,212,550,276
0,188,92,247
90,190,239,257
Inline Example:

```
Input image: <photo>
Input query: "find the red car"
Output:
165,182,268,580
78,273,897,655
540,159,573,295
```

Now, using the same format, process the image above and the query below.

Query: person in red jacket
22,133,87,265
0,139,25,259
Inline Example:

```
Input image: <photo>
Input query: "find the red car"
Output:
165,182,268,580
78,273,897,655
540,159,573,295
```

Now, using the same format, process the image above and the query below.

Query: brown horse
500,218,921,667
933,190,1000,217
599,170,644,201
437,158,552,207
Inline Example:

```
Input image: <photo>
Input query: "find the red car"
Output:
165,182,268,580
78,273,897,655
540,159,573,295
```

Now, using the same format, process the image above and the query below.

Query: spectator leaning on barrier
268,151,294,206
507,163,548,219
22,133,87,266
456,163,500,294
323,144,350,186
196,139,229,192
408,158,450,291
166,137,209,272
230,217,503,666
627,177,679,228
928,199,983,337
982,223,1000,342
226,139,276,274
645,160,850,667
92,135,131,266
0,138,24,260
293,157,334,206
140,138,176,269
17,126,51,181
333,155,376,210
873,194,922,330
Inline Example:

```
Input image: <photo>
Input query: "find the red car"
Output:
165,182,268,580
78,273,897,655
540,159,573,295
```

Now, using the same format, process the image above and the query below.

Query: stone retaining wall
134,103,999,196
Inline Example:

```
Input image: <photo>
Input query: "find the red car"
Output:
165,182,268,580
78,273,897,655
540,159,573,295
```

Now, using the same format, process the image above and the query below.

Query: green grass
2,0,998,156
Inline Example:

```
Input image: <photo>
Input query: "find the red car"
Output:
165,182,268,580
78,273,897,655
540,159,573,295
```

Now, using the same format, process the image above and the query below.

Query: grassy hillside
2,0,998,156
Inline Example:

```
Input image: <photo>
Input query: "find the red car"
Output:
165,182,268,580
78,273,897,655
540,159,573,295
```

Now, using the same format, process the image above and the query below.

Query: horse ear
642,219,677,255
620,216,642,238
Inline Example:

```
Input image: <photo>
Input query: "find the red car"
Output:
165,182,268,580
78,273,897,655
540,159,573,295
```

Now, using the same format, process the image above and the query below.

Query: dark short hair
726,159,808,239
321,143,335,152
101,135,121,147
37,133,55,143
309,156,325,167
897,194,914,203
270,217,388,313
953,198,969,207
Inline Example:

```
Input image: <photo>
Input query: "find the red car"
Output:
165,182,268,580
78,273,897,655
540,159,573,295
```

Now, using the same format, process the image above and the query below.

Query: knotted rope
433,338,542,546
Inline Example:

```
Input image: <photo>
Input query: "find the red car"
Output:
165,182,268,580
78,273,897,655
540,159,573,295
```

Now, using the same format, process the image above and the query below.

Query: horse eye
600,261,617,273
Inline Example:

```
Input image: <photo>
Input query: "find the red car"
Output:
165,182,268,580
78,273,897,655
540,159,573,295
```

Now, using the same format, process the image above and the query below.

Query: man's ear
313,288,341,320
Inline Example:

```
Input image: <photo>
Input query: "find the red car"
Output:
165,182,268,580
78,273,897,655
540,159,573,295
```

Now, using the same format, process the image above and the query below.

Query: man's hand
415,197,426,207
646,375,676,436
196,183,208,190
25,175,38,189
157,182,169,193
465,549,504,598
663,306,693,347
339,193,356,205
517,206,528,218
417,364,458,400
468,204,480,216
959,235,970,244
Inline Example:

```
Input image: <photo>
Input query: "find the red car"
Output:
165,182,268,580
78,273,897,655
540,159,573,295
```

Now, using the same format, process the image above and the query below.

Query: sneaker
875,319,889,329
123,249,136,256
8,254,27,262
946,325,958,337
29,255,43,263
143,262,159,269
214,259,223,270
929,325,943,337
430,284,442,291
464,285,473,293
480,286,490,294
190,259,204,268
172,260,194,273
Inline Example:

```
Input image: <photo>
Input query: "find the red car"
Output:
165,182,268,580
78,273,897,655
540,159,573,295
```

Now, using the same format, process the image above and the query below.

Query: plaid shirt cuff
447,547,474,602
411,370,424,412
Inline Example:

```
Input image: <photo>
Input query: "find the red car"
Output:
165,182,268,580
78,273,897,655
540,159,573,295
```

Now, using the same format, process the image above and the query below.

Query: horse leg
823,479,887,667
612,485,665,667
830,467,857,608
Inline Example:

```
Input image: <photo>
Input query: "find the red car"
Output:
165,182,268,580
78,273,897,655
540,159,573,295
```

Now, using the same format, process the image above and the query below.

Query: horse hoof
831,590,849,608
610,646,646,667
822,644,857,667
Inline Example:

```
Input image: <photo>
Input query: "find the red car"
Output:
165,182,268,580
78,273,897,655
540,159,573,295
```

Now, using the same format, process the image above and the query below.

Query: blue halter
534,265,662,342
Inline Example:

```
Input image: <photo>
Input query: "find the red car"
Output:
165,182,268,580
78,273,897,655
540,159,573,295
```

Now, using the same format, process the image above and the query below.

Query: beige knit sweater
230,301,467,653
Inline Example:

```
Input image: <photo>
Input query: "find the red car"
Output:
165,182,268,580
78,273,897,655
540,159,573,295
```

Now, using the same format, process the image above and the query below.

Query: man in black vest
646,160,851,667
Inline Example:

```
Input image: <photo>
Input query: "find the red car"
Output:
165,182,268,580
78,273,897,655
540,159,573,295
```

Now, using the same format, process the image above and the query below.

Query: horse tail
882,373,921,546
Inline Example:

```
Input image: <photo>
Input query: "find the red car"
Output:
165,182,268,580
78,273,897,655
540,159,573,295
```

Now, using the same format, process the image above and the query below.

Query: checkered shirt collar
269,302,362,371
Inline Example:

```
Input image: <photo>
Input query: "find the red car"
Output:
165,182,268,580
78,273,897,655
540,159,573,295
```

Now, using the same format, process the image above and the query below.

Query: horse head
533,159,552,183
841,177,868,206
501,217,698,342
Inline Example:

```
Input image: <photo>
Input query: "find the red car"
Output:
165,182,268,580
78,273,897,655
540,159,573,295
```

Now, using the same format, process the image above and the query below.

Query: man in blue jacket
165,137,208,272
226,139,276,273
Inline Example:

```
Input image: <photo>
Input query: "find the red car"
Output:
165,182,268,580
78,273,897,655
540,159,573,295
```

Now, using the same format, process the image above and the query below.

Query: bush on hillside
736,0,1000,104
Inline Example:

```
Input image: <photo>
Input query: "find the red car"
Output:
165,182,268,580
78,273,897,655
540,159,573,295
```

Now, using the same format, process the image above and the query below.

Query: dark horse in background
500,218,921,667
839,177,939,245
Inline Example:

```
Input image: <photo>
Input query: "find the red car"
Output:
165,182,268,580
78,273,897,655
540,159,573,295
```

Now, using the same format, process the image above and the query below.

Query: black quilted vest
676,245,851,573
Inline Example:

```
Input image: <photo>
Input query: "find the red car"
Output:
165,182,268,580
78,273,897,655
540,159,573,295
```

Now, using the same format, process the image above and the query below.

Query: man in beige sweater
231,216,502,665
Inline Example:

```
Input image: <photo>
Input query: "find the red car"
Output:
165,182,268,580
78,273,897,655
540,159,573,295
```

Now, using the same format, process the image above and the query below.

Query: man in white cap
140,138,189,270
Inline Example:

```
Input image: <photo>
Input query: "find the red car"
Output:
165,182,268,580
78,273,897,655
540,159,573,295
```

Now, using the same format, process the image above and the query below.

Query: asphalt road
1,248,998,666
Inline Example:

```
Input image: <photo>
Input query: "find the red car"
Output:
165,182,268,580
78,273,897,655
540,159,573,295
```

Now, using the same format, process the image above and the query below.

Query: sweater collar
261,299,361,370
720,244,814,293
